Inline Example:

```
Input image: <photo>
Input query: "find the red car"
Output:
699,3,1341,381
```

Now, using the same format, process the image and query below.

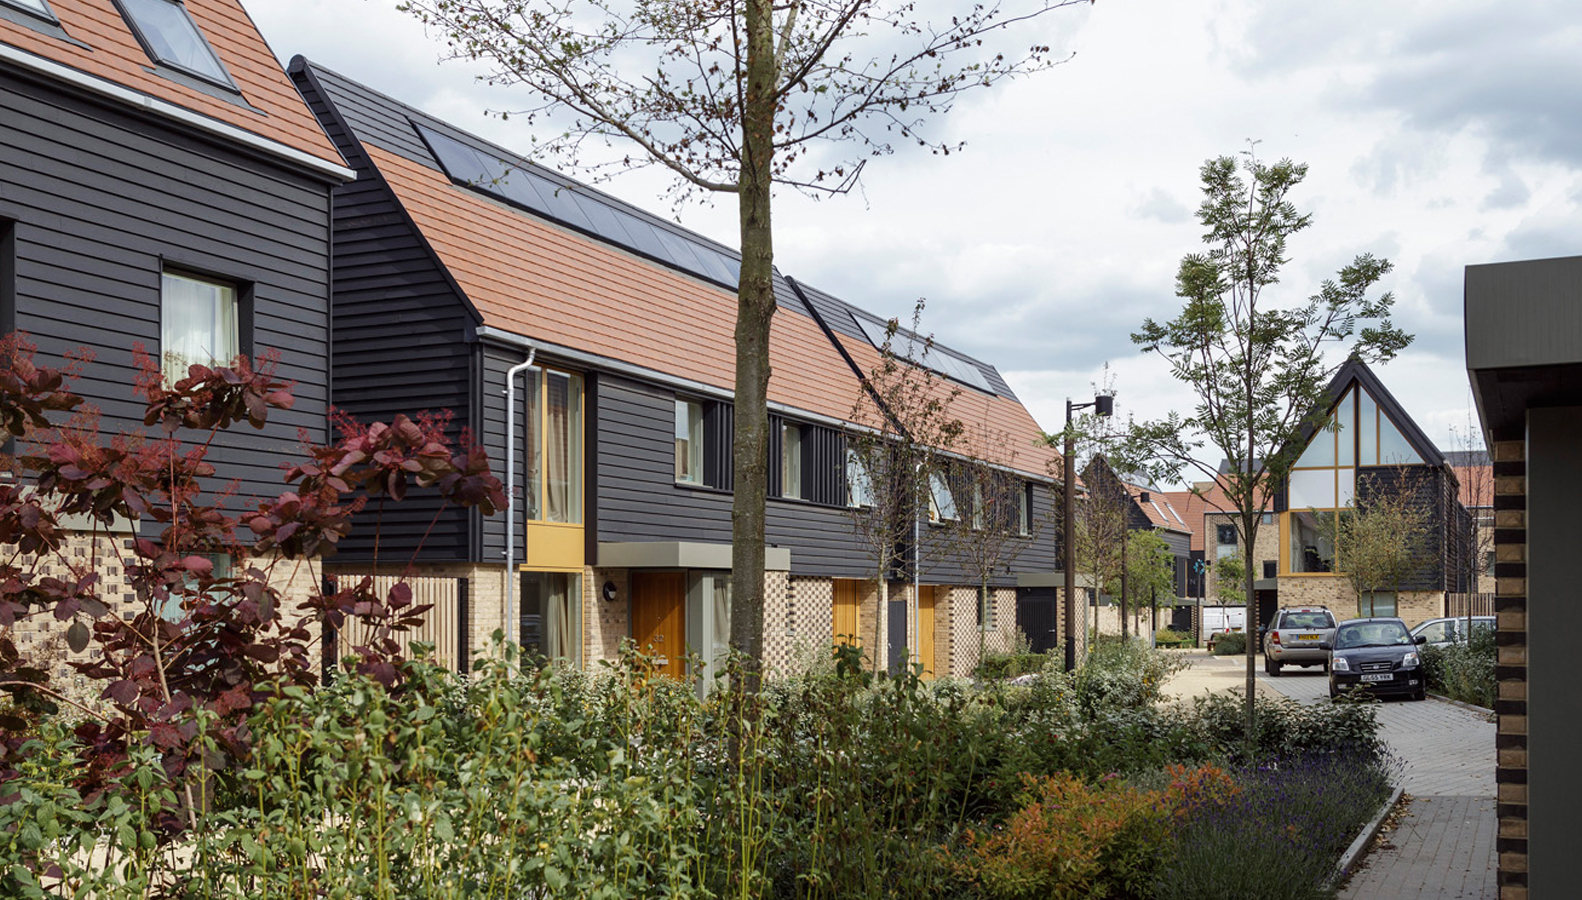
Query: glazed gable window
161,269,240,384
116,0,235,88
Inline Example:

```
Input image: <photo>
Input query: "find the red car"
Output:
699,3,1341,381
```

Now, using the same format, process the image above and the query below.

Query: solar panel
852,314,993,394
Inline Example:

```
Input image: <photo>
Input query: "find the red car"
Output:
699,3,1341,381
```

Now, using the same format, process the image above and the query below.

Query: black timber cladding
0,65,332,500
291,61,478,562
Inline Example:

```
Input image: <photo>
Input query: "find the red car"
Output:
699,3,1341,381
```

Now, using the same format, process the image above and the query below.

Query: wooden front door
832,579,861,649
917,586,936,679
632,571,687,680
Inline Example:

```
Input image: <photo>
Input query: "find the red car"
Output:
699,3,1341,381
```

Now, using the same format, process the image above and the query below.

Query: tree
1115,149,1410,751
397,0,1089,679
940,423,1043,669
1322,472,1432,617
1124,528,1175,637
1449,419,1494,636
1072,457,1130,643
1214,554,1247,606
847,302,962,672
0,335,504,833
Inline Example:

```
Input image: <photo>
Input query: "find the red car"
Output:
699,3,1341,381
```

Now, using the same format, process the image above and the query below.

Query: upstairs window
521,367,584,524
928,472,957,523
675,399,703,484
846,448,872,508
780,423,802,499
116,0,235,89
1,0,57,22
162,269,239,384
1019,484,1032,536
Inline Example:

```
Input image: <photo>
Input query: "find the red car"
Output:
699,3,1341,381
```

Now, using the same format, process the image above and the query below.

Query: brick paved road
1255,664,1497,899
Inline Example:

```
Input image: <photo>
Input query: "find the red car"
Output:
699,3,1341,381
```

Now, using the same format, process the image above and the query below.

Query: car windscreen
1334,622,1412,649
1282,612,1333,630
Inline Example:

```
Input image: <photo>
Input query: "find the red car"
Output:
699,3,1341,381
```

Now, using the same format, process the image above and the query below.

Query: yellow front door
632,571,687,680
917,586,936,679
833,579,860,648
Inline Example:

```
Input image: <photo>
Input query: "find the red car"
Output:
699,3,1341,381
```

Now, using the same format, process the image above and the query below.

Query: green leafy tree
1214,554,1247,606
398,0,1089,681
1125,528,1175,637
1114,149,1410,750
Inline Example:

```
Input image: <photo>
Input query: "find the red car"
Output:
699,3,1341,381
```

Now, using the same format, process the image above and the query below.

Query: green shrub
1210,632,1247,655
1422,627,1495,708
1155,628,1193,647
977,652,1047,680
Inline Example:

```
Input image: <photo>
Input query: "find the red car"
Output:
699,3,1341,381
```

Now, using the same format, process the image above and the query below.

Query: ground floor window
1287,509,1337,573
521,571,582,666
1359,590,1396,618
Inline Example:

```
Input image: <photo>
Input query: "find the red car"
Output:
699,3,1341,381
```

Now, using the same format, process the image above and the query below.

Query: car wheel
1263,655,1273,675
1328,683,1339,700
1412,688,1426,701
1269,659,1282,677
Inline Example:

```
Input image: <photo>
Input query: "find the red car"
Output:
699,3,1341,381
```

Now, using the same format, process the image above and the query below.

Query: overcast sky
251,0,1581,475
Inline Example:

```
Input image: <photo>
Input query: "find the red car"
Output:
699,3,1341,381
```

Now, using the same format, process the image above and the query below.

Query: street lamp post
1064,393,1113,672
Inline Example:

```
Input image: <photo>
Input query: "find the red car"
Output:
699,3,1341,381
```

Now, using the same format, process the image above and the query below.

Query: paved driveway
1256,663,1497,899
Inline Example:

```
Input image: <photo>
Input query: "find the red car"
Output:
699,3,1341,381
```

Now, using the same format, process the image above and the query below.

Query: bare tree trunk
728,0,777,691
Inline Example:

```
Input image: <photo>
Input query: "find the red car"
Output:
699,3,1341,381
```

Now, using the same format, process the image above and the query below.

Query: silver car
1262,606,1338,676
1411,616,1495,647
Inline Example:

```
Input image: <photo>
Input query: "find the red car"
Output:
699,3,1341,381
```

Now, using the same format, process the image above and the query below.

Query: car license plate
1297,635,1320,641
1361,673,1393,683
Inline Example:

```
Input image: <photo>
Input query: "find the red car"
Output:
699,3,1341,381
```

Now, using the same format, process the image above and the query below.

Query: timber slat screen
324,575,469,676
1446,592,1495,618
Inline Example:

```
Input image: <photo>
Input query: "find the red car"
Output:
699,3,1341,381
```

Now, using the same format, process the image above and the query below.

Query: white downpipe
504,348,537,648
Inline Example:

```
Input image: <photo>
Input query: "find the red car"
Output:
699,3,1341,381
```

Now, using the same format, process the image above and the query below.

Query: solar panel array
415,123,742,290
852,314,994,394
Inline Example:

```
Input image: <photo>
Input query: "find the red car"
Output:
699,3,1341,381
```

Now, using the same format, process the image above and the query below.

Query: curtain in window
161,272,236,383
546,372,571,522
712,575,732,674
522,572,581,666
523,368,540,519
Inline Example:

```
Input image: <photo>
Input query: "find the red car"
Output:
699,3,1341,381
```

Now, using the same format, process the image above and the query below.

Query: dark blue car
1321,617,1428,701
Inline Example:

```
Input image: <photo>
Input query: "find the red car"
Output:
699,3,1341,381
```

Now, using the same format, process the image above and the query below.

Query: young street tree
1125,528,1175,638
397,0,1090,677
847,304,962,670
1322,472,1433,617
1114,150,1410,747
940,422,1042,667
1072,456,1130,643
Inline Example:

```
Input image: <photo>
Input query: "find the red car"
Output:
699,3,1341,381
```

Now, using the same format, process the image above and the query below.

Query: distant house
1077,456,1191,638
288,60,1064,682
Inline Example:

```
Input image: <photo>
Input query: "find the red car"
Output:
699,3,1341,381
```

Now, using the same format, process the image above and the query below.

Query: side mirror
1414,635,1428,645
1317,642,1331,652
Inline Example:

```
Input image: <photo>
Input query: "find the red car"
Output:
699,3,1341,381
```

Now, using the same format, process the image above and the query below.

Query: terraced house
0,0,353,664
289,61,1066,684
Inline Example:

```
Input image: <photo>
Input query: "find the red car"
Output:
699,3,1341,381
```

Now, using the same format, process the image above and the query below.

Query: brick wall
1203,511,1281,600
1491,435,1528,900
585,567,630,663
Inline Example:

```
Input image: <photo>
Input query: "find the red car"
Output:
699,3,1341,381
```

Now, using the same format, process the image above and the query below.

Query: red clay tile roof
1125,483,1190,533
367,145,867,424
1451,464,1493,509
1,0,344,170
1159,483,1234,553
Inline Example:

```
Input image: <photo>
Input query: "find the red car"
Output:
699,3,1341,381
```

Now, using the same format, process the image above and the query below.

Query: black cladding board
0,68,331,505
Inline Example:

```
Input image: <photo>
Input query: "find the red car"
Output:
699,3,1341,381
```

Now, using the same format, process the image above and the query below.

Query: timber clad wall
291,63,476,562
1490,433,1527,899
0,69,331,499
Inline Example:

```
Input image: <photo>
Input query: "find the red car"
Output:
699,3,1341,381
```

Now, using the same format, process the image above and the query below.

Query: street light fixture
1064,393,1113,672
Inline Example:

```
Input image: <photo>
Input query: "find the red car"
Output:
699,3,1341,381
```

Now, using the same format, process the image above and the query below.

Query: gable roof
299,59,1058,478
1283,357,1450,470
0,0,347,178
1122,482,1191,535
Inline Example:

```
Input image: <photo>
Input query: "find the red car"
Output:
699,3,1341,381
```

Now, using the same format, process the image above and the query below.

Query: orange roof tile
367,145,865,423
1451,464,1493,509
1,0,343,171
1125,483,1190,533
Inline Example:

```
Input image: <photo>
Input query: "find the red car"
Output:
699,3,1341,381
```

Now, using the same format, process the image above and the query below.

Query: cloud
1132,187,1192,224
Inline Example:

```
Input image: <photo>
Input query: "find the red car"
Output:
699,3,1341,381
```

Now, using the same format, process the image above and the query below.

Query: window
1262,560,1277,579
1,0,56,23
1359,591,1396,618
928,472,957,522
157,552,231,622
675,399,703,484
1216,524,1238,546
162,269,239,384
1019,484,1032,536
522,367,583,524
116,0,234,88
971,482,984,530
846,448,872,508
977,586,997,631
781,422,802,499
520,571,581,666
1484,550,1496,575
1287,509,1336,573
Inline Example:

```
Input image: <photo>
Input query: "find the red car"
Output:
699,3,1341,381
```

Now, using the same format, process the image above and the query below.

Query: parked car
1411,616,1495,647
1321,617,1428,701
1260,606,1338,676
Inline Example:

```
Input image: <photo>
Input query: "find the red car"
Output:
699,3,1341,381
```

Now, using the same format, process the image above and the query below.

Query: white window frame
781,422,802,499
161,269,239,384
675,399,703,484
928,472,957,523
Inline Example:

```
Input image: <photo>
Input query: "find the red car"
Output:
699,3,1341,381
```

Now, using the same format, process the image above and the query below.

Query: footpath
1163,652,1497,900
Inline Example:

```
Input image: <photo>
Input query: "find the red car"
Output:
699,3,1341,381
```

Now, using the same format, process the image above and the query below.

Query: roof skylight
1,0,57,21
116,0,234,88
415,122,743,291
